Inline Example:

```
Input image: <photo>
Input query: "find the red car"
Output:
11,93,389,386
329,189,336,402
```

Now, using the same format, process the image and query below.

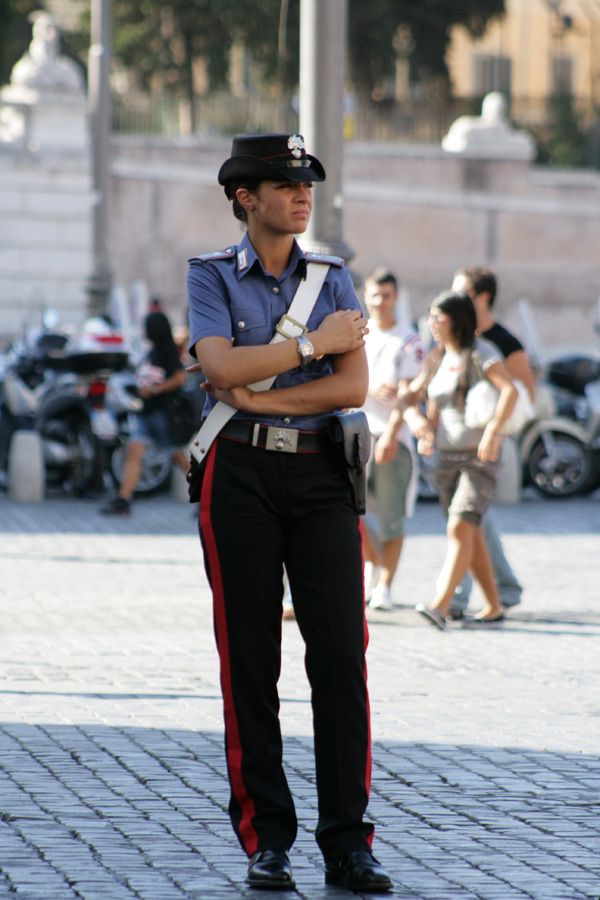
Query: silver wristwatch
296,334,315,367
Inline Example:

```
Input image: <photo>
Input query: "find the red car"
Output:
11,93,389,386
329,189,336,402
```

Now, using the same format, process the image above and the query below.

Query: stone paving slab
0,493,599,899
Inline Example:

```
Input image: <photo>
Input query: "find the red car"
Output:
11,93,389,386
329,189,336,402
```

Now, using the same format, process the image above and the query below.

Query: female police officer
187,134,392,893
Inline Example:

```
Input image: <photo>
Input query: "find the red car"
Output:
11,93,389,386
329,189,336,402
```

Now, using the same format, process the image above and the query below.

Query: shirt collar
235,234,308,281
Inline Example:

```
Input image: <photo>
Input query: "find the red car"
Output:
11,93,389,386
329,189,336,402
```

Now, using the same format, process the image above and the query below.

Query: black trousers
198,435,374,859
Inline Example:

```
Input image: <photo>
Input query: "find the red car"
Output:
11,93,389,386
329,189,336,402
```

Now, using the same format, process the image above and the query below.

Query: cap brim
218,154,326,186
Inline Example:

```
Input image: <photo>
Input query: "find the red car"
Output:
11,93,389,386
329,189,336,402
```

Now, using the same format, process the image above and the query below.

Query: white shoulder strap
190,262,330,463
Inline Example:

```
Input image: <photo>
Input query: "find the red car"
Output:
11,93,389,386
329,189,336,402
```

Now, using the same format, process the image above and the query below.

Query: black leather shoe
246,849,295,890
325,849,392,892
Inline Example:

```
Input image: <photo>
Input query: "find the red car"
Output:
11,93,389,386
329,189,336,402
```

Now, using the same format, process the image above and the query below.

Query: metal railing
112,91,600,168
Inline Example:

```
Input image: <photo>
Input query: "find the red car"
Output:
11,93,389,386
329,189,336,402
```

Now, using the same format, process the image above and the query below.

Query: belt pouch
187,453,206,503
327,410,371,515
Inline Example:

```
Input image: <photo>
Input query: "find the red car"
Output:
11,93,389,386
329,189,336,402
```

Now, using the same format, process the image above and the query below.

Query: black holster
327,410,371,515
187,454,206,503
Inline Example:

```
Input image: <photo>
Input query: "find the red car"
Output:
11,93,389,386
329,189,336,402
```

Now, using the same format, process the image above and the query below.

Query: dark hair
366,267,398,291
458,266,497,307
432,290,477,349
145,311,176,348
226,179,263,223
431,291,478,410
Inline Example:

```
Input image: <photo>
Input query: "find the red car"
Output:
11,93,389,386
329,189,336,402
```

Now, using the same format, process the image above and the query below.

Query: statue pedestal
0,12,92,337
1,85,88,152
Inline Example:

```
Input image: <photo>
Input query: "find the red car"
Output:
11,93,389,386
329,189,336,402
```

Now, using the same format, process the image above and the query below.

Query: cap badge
287,134,305,159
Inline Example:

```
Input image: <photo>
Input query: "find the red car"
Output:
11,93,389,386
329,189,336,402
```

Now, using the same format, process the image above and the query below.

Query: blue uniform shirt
187,233,361,430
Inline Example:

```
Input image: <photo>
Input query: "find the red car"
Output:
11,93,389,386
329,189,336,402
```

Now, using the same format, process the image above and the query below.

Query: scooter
1,317,132,497
521,355,600,498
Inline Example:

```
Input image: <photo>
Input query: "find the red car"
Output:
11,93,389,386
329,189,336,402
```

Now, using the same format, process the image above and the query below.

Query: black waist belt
220,419,327,454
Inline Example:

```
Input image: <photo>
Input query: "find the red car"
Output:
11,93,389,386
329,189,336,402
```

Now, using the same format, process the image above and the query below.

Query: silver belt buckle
265,426,299,453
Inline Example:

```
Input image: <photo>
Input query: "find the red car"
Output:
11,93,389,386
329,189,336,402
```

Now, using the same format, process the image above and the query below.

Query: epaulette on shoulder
188,248,235,264
304,251,345,268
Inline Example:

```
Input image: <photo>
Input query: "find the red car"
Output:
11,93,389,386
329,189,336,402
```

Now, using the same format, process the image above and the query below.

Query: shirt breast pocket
231,307,270,346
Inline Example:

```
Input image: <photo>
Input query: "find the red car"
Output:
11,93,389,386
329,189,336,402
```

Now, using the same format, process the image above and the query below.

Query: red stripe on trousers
199,443,258,856
358,518,374,847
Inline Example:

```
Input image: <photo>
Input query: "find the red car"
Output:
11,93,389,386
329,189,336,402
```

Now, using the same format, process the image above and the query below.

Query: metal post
87,0,112,317
299,0,353,260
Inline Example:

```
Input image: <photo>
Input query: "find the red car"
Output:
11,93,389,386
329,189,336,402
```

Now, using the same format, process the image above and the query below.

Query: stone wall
2,134,599,353
0,148,92,337
109,136,600,354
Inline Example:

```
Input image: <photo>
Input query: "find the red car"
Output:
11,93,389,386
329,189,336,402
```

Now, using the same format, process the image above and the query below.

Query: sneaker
369,583,393,611
100,497,131,516
363,561,381,600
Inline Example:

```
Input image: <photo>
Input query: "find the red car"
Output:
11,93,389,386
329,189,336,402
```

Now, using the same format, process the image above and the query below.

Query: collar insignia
287,134,305,159
237,248,248,271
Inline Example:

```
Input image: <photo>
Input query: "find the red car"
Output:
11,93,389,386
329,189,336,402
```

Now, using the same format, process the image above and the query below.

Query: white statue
0,10,87,149
442,91,535,161
10,11,83,94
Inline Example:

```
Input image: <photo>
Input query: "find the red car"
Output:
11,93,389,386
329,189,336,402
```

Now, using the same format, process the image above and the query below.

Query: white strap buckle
275,313,308,340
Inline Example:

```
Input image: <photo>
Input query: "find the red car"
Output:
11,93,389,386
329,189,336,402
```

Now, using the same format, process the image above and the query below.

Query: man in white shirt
362,269,424,610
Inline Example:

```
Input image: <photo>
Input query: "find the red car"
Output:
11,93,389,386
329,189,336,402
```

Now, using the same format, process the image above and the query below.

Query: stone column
87,0,112,316
299,0,353,260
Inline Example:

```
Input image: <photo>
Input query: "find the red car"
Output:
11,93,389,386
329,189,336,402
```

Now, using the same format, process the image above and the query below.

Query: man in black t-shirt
453,268,535,402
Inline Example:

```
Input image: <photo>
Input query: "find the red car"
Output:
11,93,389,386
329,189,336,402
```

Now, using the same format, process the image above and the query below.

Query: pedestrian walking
186,133,392,892
362,268,424,610
101,311,189,516
448,266,534,616
409,291,517,630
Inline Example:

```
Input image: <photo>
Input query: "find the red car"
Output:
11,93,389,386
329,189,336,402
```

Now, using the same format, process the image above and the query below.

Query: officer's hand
202,382,254,411
311,310,368,356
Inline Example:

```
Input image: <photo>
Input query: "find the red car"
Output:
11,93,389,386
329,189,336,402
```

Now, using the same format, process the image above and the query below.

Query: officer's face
240,180,313,236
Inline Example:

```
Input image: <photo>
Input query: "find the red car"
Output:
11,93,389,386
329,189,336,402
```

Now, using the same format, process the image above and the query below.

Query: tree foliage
2,0,504,99
347,0,506,97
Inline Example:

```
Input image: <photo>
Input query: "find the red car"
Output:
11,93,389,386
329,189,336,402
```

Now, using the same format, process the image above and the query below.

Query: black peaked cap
218,133,326,195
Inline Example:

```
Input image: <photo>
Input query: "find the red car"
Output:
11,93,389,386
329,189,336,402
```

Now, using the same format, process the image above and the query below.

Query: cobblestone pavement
0,491,599,900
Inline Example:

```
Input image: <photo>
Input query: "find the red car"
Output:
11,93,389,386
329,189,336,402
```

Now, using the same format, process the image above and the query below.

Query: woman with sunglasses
408,291,517,630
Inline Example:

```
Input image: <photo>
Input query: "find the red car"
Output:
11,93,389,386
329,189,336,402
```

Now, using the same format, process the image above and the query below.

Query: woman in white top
411,291,517,630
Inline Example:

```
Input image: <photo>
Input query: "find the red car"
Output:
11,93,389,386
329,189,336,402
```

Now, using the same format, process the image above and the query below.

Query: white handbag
464,376,534,436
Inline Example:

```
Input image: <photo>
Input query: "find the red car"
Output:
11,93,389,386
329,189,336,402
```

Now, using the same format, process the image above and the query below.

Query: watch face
298,336,314,364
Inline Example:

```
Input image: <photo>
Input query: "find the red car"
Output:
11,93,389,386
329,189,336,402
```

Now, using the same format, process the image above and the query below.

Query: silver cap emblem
287,134,305,159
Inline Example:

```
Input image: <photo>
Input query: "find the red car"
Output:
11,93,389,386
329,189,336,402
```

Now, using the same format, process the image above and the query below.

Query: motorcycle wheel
41,415,97,495
110,442,172,495
526,431,594,498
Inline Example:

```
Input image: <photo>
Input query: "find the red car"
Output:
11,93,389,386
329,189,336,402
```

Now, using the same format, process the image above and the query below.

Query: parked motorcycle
521,355,600,498
0,327,69,494
0,318,131,497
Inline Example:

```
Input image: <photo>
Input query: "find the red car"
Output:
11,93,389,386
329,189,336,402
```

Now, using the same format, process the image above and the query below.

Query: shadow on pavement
1,722,599,899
